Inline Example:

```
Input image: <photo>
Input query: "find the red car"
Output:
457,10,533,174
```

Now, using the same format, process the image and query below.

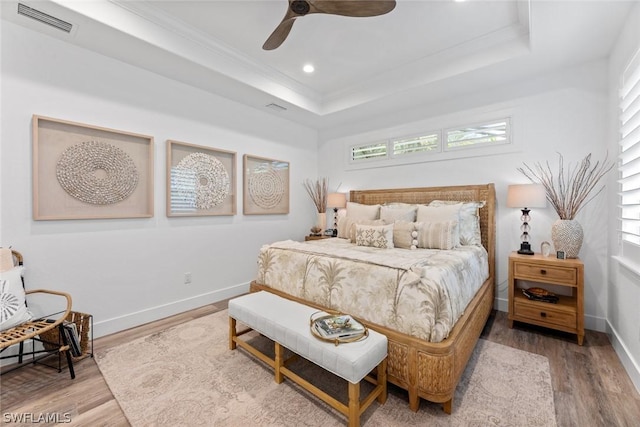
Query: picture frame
556,250,566,260
32,115,154,220
243,154,289,215
166,140,236,216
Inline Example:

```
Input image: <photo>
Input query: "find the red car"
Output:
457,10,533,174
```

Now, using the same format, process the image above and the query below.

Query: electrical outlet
184,272,191,285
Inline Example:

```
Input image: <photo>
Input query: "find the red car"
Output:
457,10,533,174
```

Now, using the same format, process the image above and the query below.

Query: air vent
18,3,73,33
265,103,287,112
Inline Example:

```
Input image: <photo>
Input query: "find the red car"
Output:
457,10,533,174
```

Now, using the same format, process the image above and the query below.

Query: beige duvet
256,238,489,343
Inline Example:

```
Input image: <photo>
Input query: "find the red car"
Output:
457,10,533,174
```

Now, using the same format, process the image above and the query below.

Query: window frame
617,46,640,274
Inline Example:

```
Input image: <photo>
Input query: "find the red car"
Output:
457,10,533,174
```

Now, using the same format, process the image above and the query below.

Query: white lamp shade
506,184,547,208
327,192,347,208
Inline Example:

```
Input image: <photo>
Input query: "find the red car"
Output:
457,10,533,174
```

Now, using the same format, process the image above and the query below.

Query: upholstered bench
228,291,388,427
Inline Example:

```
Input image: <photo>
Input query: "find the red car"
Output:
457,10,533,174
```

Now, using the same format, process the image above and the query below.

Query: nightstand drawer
514,300,576,328
513,263,577,285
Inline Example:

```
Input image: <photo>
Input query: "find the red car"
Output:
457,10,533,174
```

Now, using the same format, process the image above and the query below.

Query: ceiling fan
263,0,397,50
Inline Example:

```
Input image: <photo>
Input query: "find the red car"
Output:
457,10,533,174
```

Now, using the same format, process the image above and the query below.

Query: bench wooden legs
348,382,360,427
229,315,387,427
274,342,284,384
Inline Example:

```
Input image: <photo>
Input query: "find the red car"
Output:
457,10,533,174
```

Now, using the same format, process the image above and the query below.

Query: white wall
318,60,611,332
607,3,640,392
0,21,319,337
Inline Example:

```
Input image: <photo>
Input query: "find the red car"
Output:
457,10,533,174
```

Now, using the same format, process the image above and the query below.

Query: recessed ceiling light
303,64,315,73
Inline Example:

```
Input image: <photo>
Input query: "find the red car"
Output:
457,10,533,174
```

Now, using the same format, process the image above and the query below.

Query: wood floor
1,305,639,427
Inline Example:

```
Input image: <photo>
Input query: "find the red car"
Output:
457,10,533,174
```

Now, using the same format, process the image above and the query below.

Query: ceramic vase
316,212,327,232
551,219,583,258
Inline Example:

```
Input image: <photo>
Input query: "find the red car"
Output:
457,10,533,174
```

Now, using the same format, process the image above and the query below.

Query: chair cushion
0,266,33,331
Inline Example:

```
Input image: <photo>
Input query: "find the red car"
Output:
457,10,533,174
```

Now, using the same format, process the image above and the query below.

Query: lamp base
517,242,534,255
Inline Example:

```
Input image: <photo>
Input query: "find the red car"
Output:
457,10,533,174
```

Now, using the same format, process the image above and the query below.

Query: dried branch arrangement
303,177,328,213
518,152,614,220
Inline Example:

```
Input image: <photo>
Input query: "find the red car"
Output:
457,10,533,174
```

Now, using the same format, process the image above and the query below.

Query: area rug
95,310,556,426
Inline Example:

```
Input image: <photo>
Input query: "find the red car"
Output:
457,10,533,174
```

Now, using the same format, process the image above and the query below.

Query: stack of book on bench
313,314,366,339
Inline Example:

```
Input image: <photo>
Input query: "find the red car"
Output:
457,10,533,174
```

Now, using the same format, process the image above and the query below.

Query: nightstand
508,252,584,345
304,235,331,241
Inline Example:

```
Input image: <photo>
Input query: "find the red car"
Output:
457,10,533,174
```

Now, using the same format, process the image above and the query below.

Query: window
619,48,640,266
392,133,439,156
349,118,511,166
446,120,509,151
351,142,387,162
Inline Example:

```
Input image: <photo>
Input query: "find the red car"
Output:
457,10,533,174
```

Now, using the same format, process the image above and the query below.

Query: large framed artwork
32,115,154,220
243,154,289,215
166,140,236,216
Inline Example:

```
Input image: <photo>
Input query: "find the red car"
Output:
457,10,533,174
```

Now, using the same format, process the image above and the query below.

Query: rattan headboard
350,183,496,281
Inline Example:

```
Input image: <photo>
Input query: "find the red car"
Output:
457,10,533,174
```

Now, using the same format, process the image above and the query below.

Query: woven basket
39,310,92,361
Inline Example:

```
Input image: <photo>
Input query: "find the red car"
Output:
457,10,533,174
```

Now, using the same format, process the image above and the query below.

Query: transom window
349,118,510,164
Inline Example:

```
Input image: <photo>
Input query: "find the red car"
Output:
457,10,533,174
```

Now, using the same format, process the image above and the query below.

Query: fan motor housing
291,0,310,15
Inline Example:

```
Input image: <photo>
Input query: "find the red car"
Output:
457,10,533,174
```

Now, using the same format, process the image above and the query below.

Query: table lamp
327,193,347,237
506,184,547,255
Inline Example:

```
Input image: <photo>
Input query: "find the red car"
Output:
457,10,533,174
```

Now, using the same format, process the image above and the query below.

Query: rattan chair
0,250,76,378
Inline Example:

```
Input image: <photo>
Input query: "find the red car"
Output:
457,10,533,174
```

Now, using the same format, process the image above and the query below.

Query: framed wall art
166,140,236,216
243,154,289,215
32,115,154,220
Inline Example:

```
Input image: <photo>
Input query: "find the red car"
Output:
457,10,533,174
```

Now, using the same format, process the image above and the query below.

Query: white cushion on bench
229,291,387,384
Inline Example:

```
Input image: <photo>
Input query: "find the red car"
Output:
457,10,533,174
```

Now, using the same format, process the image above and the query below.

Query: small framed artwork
556,250,566,260
243,154,289,215
32,115,154,220
166,140,236,216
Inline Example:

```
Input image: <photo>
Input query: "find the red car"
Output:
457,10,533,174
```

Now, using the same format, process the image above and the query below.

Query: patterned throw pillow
355,223,394,249
416,203,462,247
340,218,386,242
0,266,33,332
417,221,459,250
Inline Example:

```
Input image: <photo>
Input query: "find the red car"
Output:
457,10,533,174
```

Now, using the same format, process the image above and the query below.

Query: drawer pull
540,312,547,318
540,269,547,275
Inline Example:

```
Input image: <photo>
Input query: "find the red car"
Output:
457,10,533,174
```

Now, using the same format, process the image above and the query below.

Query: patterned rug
96,310,557,426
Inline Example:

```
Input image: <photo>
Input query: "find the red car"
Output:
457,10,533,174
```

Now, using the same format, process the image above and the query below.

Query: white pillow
417,221,459,250
0,266,33,332
429,200,485,246
380,205,417,223
355,223,394,249
346,202,380,220
416,203,462,246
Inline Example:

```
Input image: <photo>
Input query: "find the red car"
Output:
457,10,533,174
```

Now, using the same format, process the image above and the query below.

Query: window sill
612,256,640,279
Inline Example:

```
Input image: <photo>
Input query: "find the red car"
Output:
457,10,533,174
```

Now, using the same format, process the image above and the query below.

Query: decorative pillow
393,220,420,249
338,202,381,239
416,203,462,246
346,202,380,220
417,221,459,250
429,200,485,246
355,224,394,249
0,266,33,332
345,218,386,242
380,205,417,223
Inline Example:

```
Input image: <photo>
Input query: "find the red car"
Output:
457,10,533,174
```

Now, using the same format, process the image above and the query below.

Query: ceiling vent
18,3,73,33
265,103,287,112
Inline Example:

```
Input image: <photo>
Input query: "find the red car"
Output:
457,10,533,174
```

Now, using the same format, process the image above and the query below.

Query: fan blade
263,8,299,50
309,0,396,17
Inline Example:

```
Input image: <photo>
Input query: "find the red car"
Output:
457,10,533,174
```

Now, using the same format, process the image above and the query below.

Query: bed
250,183,496,413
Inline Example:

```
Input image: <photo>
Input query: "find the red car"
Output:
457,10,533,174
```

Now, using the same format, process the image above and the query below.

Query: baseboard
607,321,640,394
93,282,250,339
